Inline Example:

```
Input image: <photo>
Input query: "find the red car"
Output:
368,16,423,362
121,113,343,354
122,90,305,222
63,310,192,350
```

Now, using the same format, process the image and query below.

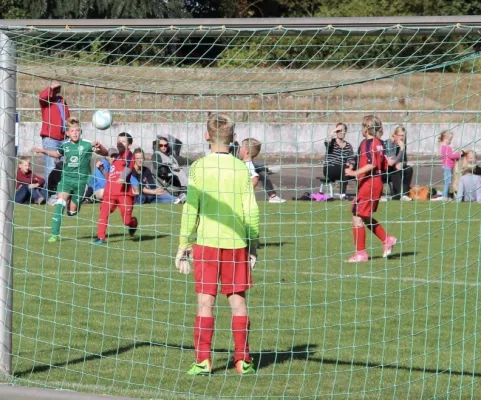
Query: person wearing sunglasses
152,136,189,203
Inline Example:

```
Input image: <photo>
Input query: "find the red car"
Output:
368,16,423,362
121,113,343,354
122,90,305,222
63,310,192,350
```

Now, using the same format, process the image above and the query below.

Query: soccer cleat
268,195,286,204
128,217,138,236
347,250,369,263
48,235,59,243
235,360,256,375
186,359,212,376
383,236,397,258
92,238,105,245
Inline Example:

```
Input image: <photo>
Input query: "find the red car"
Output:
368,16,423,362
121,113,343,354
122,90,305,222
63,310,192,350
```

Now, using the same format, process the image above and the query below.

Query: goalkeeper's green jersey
179,153,259,249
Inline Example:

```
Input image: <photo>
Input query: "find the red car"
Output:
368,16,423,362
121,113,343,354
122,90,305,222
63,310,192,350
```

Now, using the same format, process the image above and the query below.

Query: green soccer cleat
235,359,256,375
186,359,212,376
48,235,59,243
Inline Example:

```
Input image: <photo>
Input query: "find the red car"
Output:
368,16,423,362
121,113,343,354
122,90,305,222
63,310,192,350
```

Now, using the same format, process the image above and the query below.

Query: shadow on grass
78,233,170,242
371,251,417,260
16,341,481,379
258,242,289,248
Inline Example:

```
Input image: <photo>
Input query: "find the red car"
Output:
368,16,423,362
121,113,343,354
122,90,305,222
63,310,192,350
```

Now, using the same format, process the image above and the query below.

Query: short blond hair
66,117,80,130
242,138,262,158
362,115,383,137
207,113,234,145
18,156,31,164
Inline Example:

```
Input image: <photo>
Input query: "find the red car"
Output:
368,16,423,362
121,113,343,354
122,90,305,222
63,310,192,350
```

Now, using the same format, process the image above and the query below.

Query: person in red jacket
39,80,70,197
93,132,138,244
15,157,46,204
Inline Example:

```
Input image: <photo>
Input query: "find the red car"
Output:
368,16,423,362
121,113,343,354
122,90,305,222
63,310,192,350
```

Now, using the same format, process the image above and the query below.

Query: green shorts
57,179,89,206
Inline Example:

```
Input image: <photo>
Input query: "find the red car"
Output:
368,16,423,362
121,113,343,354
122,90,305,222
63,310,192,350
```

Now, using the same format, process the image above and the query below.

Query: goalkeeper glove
248,240,258,270
175,245,192,274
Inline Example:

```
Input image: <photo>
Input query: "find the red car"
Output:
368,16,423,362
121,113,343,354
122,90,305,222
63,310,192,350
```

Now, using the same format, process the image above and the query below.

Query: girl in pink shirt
439,131,461,199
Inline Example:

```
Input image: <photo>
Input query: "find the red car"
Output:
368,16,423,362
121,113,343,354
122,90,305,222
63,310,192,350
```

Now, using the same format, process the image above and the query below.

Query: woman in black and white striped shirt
323,123,355,195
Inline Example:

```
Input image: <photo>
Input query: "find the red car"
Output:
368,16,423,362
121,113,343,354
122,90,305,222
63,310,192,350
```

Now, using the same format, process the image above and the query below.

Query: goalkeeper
34,117,108,242
176,113,259,376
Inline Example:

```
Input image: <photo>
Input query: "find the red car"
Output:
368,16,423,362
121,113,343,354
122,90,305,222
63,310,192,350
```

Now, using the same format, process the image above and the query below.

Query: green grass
9,201,481,399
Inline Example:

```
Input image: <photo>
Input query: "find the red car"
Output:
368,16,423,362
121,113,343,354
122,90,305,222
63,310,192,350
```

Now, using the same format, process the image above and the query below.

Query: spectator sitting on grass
15,156,46,205
456,158,481,203
238,138,286,203
152,136,189,196
131,148,179,204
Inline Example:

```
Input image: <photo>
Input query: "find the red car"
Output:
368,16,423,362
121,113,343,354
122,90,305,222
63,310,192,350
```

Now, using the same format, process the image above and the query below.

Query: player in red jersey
344,115,397,262
93,132,138,244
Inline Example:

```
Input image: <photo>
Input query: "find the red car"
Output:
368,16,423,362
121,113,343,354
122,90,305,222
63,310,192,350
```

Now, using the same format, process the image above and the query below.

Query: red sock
194,316,214,363
232,316,251,363
352,226,366,252
367,218,387,242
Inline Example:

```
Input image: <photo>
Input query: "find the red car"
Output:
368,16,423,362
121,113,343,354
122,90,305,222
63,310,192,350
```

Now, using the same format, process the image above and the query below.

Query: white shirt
245,161,259,178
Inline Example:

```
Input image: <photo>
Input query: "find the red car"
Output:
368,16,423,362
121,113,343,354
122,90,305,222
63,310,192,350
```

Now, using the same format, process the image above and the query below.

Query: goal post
0,31,15,377
1,16,481,400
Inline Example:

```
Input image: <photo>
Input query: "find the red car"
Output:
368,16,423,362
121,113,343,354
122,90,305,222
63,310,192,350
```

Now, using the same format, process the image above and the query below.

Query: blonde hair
438,130,452,143
18,156,31,164
362,115,383,137
207,113,234,145
242,138,262,158
392,125,407,140
66,117,80,130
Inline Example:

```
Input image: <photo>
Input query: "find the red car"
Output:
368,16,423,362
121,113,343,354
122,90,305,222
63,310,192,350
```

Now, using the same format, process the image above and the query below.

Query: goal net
1,19,481,399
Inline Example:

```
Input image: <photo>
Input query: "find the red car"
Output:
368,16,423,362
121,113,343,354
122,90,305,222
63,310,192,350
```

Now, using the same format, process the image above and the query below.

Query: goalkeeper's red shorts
352,178,383,218
193,245,253,296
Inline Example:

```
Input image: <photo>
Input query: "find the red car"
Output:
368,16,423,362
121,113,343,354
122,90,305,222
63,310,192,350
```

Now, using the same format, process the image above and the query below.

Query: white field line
15,266,480,288
0,380,189,400
14,218,478,231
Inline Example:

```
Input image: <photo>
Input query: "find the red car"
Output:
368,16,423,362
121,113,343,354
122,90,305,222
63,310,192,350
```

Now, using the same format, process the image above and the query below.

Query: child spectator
33,117,108,243
453,150,476,197
345,115,396,262
15,157,46,205
238,138,286,203
130,148,177,204
93,133,139,244
176,113,259,375
456,153,481,202
91,148,118,201
439,130,461,200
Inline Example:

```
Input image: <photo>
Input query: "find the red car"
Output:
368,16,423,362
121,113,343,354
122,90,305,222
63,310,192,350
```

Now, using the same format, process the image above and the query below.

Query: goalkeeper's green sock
51,199,66,236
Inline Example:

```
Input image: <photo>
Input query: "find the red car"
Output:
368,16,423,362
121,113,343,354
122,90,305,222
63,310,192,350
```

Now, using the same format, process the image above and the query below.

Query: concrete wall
17,122,481,157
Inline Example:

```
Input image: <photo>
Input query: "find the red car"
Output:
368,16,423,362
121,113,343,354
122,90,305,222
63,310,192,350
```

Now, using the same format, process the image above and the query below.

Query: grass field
8,201,481,399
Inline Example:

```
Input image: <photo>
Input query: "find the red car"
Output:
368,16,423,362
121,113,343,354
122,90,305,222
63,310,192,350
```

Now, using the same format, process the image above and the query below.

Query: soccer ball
92,110,113,130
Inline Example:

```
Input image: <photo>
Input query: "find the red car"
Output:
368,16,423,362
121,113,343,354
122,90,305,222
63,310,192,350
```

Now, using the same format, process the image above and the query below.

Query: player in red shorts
176,113,259,375
344,115,397,262
93,132,138,244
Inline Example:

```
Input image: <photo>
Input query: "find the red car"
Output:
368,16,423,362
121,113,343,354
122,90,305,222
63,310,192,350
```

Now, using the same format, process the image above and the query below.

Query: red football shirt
104,150,134,197
357,137,387,181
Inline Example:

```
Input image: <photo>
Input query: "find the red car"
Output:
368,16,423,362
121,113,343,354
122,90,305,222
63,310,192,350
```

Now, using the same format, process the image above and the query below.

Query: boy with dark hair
176,113,259,375
93,132,138,244
34,117,108,242
345,115,397,262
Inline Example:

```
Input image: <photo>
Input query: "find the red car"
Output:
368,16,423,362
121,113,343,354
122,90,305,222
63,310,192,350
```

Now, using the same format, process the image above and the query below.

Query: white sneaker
401,195,412,202
268,195,286,203
174,193,186,204
380,196,389,202
267,166,281,174
47,195,58,206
